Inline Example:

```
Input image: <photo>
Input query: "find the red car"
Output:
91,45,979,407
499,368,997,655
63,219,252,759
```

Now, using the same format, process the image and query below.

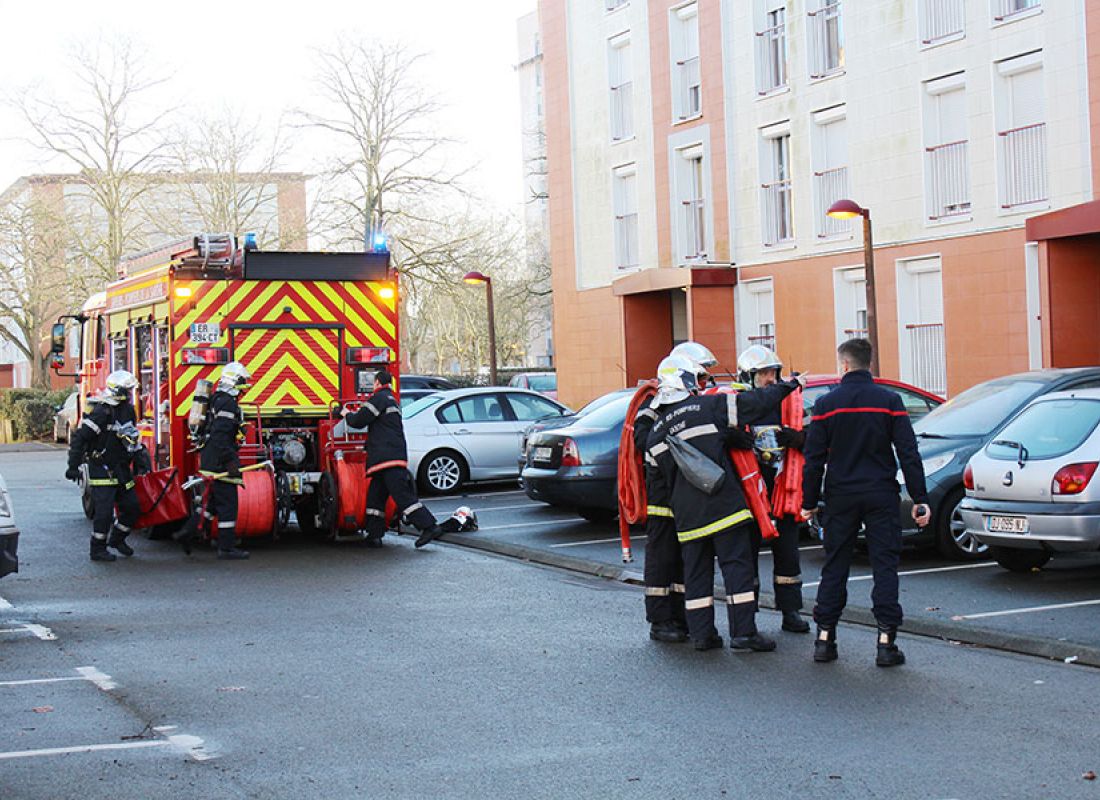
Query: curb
440,532,1100,669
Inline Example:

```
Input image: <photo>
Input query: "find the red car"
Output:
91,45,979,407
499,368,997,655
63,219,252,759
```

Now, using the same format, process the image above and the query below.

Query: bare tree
12,36,169,284
0,191,76,387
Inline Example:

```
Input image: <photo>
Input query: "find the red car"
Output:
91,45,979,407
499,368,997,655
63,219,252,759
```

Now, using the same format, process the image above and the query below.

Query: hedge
0,388,75,441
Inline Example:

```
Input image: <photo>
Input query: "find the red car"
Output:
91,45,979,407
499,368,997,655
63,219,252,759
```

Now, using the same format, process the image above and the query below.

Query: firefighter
198,362,252,560
801,339,931,667
634,357,686,643
670,340,720,389
342,369,443,549
735,345,811,634
64,370,145,562
646,356,802,651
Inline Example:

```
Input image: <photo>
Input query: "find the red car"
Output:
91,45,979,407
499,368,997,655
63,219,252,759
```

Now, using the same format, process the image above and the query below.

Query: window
812,107,849,238
111,338,129,373
896,257,946,397
438,394,509,424
832,266,867,346
760,126,793,246
923,73,970,220
993,0,1040,23
755,0,787,94
891,388,936,419
613,165,639,269
806,0,843,79
674,147,707,262
608,35,634,141
505,393,563,422
987,398,1100,461
606,0,628,9
738,278,776,354
920,0,965,44
995,52,1046,209
670,4,701,120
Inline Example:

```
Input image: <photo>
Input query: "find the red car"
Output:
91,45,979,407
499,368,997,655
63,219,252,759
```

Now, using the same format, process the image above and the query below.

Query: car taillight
1052,462,1098,495
561,438,581,467
963,463,974,491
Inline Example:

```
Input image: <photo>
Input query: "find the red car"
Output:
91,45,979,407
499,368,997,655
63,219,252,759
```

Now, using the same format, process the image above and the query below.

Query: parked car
397,375,459,408
798,374,942,422
53,391,79,443
393,387,571,494
518,388,634,471
959,389,1100,572
509,372,558,400
898,368,1100,560
0,472,19,579
521,389,633,522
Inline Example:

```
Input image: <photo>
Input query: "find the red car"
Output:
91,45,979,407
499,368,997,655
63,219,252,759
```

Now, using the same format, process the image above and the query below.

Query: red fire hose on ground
617,381,658,563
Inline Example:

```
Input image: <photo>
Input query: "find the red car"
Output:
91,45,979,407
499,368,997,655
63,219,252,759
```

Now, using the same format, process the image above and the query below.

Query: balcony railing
755,22,787,94
681,198,706,260
814,166,850,238
610,81,634,141
998,123,1047,208
677,56,701,119
994,0,1040,22
807,2,843,79
906,322,947,396
920,0,965,43
761,179,793,247
842,328,868,338
615,212,639,270
748,334,777,352
926,140,970,220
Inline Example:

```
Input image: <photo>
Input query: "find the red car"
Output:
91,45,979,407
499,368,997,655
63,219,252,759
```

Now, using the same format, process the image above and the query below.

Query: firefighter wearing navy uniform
801,338,932,667
342,369,443,548
646,356,802,652
65,370,145,562
199,362,251,560
735,345,811,634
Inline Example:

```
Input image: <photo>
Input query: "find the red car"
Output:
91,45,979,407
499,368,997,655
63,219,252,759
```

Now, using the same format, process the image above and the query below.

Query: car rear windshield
527,375,557,392
568,393,632,428
987,397,1100,461
401,394,444,419
915,379,1045,437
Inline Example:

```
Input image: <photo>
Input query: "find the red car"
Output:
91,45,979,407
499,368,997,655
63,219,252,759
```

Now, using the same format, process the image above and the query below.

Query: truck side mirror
50,323,66,354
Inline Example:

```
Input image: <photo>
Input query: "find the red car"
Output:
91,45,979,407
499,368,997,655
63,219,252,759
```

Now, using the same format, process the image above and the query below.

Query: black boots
730,632,777,652
89,536,116,562
875,626,906,667
693,633,724,651
217,548,250,560
813,626,838,662
107,528,134,558
649,620,688,643
414,524,444,549
781,610,810,633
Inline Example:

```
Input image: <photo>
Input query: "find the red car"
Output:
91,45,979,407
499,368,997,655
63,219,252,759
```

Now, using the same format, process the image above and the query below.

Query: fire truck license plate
189,322,221,345
534,447,553,462
987,515,1029,534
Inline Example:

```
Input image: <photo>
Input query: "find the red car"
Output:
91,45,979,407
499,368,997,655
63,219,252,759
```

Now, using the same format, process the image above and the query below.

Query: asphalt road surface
2,452,1099,799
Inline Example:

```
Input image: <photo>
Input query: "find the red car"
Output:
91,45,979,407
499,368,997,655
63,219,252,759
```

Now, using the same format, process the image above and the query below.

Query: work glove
728,426,755,451
776,427,806,451
64,467,80,483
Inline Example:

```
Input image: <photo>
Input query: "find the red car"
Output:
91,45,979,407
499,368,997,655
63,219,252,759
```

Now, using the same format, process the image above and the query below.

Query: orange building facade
540,0,1099,410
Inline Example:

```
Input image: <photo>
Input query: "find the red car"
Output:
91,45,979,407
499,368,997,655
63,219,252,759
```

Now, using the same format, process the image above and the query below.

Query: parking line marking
551,536,648,548
477,519,585,532
0,740,169,760
951,598,1100,621
803,561,997,589
426,502,550,514
0,623,57,640
0,666,116,690
434,489,527,500
0,676,87,687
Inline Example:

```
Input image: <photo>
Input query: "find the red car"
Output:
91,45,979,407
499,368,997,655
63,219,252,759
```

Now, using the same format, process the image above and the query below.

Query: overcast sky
0,0,537,211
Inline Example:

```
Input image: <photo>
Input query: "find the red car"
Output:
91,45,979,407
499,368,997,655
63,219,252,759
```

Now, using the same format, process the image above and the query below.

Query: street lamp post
827,199,880,375
463,271,498,386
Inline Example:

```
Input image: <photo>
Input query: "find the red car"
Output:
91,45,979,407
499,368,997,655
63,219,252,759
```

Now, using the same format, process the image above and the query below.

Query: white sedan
0,472,19,578
401,387,572,494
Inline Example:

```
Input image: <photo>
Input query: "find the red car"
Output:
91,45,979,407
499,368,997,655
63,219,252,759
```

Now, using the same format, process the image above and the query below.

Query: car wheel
578,507,616,524
418,450,468,495
989,546,1051,573
934,488,988,561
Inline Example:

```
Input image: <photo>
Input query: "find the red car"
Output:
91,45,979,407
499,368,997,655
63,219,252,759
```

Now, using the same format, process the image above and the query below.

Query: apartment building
539,0,1099,408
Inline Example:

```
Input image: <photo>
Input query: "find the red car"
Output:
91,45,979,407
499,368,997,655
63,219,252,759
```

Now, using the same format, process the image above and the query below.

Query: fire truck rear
52,233,400,541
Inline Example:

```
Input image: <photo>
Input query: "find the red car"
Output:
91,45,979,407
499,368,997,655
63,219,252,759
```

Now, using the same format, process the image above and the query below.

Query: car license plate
534,446,553,462
987,515,1029,534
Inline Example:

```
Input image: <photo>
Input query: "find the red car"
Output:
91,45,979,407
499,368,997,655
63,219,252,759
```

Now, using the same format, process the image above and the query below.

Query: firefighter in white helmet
197,362,252,560
65,370,147,561
735,344,811,633
670,341,719,389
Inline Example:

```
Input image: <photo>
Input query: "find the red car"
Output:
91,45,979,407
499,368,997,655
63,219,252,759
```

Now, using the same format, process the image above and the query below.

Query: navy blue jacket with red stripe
801,370,929,508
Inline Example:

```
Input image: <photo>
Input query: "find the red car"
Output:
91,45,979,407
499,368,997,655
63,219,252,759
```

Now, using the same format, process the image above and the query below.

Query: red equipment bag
135,468,191,529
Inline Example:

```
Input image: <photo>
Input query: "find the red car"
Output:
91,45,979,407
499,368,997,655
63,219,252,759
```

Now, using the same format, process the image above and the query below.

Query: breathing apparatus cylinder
188,379,214,433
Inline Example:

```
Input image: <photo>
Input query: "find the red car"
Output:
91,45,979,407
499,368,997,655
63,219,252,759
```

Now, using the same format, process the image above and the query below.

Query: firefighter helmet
671,341,719,386
655,354,699,406
737,345,783,386
218,362,251,396
101,370,138,406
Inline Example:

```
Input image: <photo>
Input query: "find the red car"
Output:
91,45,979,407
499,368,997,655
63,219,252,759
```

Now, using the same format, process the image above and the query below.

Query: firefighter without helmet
737,345,783,387
218,362,251,396
101,370,138,405
655,354,699,406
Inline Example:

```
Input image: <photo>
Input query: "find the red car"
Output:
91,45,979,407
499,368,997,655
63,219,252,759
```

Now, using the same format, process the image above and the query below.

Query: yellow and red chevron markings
170,279,397,416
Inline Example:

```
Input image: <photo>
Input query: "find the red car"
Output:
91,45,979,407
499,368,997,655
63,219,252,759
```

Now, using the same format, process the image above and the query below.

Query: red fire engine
52,233,400,542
